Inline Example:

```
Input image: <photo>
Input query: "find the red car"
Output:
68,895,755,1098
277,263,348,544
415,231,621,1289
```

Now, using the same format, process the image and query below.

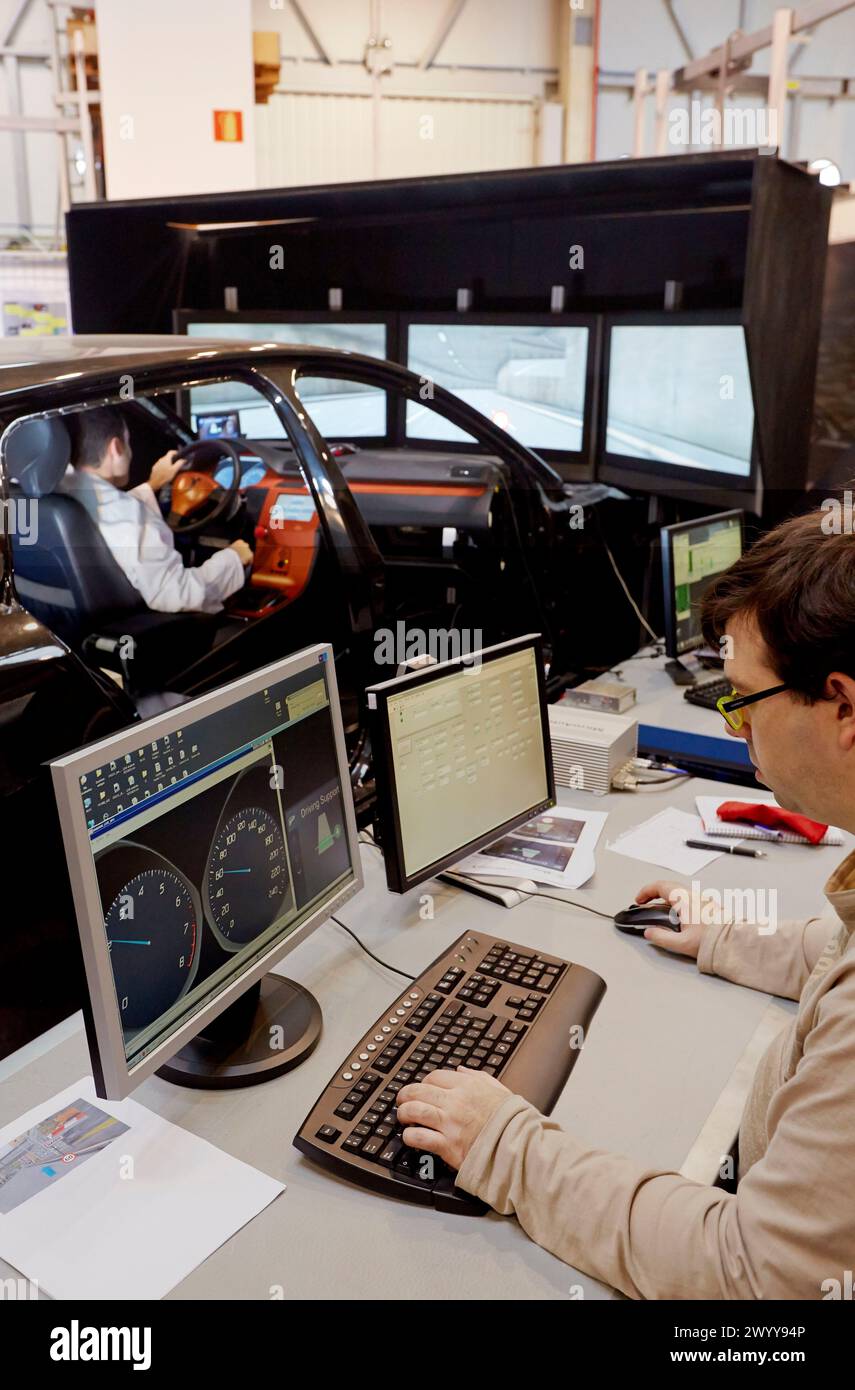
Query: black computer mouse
614,903,682,934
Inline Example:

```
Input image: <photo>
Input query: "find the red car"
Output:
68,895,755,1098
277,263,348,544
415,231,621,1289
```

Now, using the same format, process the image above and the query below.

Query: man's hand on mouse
396,1067,512,1170
634,879,721,958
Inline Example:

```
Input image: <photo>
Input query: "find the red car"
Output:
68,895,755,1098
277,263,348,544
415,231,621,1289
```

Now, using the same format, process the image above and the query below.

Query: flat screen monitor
661,510,744,658
50,644,362,1099
404,316,594,461
175,311,391,441
367,635,554,893
601,315,757,497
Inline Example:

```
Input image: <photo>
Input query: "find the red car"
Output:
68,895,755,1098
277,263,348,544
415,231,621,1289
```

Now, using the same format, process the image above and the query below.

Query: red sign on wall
213,110,244,143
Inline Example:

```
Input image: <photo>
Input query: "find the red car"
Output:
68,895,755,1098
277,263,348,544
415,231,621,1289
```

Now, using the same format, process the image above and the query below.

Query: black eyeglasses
716,683,789,731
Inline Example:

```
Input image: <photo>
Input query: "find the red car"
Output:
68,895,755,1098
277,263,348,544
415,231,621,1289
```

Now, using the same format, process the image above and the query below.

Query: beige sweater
455,850,855,1299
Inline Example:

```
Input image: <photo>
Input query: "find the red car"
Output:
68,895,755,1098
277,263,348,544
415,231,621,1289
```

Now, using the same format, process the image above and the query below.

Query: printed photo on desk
455,806,607,888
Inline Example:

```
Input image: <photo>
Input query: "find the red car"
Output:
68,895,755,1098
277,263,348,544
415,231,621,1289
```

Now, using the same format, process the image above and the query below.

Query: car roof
0,334,341,396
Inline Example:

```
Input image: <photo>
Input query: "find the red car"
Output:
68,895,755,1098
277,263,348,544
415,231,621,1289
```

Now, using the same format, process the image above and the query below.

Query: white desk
0,662,848,1301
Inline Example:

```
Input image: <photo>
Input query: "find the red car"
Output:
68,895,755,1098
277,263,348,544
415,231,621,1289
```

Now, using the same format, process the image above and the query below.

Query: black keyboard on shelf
294,929,606,1214
683,675,732,710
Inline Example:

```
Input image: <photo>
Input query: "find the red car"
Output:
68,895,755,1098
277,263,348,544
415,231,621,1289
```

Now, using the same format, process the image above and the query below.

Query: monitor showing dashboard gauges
50,644,362,1099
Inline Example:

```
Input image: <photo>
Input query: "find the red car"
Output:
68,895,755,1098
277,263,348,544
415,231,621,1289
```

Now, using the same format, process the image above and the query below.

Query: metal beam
662,0,694,61
674,0,855,85
2,0,34,48
3,52,31,227
288,0,335,66
418,0,468,71
767,7,793,149
0,113,80,131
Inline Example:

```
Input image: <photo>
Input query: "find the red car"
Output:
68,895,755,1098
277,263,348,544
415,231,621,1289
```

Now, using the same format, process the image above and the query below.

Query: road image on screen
406,324,589,451
671,515,743,653
75,663,352,1071
186,320,388,439
387,646,549,878
606,325,755,476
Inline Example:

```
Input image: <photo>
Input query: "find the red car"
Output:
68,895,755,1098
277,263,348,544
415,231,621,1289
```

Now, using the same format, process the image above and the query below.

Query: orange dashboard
220,455,494,620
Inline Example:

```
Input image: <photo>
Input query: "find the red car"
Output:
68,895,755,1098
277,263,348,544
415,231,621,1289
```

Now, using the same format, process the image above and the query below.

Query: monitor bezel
367,633,556,895
660,509,745,659
50,643,363,1101
399,311,599,475
597,309,760,504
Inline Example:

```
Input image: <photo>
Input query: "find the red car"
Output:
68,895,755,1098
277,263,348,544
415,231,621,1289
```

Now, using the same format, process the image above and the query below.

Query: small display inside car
197,410,241,440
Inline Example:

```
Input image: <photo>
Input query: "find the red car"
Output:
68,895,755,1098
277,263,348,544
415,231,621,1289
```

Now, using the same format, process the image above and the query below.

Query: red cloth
717,801,828,845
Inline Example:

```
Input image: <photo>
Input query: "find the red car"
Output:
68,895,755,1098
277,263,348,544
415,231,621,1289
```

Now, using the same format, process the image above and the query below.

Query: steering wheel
166,439,245,535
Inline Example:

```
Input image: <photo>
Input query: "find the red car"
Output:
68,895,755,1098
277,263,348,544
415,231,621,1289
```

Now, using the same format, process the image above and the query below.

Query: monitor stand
156,975,322,1090
438,869,536,909
665,658,696,686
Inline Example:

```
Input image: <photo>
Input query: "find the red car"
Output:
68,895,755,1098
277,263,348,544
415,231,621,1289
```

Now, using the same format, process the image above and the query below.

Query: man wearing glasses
395,506,855,1298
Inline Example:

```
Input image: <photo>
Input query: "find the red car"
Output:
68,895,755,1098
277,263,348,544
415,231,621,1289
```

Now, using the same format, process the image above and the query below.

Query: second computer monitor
404,315,595,464
367,635,554,893
661,510,744,659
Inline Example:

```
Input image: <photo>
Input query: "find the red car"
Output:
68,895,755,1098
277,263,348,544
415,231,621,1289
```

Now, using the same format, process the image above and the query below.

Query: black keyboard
683,675,732,709
294,930,606,1214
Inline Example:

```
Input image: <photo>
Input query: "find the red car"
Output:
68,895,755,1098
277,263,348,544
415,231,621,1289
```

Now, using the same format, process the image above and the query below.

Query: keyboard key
316,1125,340,1143
378,1138,403,1166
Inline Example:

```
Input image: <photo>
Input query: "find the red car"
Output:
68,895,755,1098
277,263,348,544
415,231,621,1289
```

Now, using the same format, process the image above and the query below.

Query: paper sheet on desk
0,1077,284,1300
455,806,607,889
609,807,723,875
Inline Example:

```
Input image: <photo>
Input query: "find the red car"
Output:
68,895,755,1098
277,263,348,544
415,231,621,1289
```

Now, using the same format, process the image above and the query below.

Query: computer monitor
600,313,758,501
661,510,744,659
403,314,596,467
367,635,554,894
50,644,362,1100
174,310,393,442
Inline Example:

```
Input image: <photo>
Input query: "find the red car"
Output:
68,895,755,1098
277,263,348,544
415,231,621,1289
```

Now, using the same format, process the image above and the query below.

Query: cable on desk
449,872,615,920
330,915,416,982
518,888,616,918
359,831,383,855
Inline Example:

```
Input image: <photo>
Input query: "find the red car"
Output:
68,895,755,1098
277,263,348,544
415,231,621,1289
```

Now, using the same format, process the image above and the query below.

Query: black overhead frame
66,151,831,518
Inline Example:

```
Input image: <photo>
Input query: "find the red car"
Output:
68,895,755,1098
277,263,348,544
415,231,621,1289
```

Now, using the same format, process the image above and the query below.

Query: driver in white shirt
61,406,252,614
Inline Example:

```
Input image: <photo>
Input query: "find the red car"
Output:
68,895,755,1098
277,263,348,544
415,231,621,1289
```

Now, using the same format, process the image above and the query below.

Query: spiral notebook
695,795,844,847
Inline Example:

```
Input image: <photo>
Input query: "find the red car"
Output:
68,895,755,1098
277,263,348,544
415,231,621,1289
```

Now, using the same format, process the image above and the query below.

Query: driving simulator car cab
0,333,589,1056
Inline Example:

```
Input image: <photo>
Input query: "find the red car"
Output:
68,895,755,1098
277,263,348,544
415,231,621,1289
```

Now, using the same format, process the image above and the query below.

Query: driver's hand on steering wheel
229,539,253,568
148,450,185,493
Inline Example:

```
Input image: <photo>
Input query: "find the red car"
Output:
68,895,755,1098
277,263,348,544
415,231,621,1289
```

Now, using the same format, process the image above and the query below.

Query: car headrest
3,415,72,497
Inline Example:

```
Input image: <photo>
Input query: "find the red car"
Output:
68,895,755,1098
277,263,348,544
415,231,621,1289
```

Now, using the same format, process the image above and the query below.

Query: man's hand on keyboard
397,1068,512,1170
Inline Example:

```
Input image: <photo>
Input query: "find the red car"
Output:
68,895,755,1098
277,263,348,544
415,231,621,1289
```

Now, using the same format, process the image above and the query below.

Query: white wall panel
256,91,534,186
98,0,256,199
257,93,373,187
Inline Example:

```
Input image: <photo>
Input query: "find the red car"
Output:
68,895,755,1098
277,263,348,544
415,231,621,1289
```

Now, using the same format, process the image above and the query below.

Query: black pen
685,839,766,859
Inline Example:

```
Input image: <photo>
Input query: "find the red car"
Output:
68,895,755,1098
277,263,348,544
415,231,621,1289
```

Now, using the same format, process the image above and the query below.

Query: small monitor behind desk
367,635,554,894
661,510,744,668
50,645,362,1101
